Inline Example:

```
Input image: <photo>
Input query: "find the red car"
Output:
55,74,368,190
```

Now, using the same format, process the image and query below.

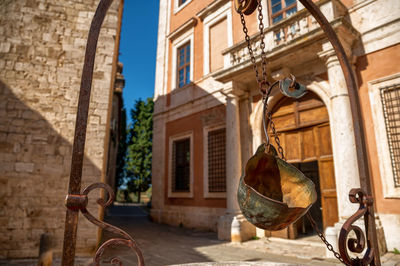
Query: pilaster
318,46,360,221
223,86,242,214
217,82,255,241
318,44,387,255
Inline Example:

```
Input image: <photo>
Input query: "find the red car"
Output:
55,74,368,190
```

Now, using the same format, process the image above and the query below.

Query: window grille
381,85,400,187
208,128,226,192
172,138,191,192
177,42,191,88
269,0,297,24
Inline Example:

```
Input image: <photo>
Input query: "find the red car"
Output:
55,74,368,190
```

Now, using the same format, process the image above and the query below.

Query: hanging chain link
268,110,285,160
307,212,346,265
257,1,268,89
239,0,285,160
239,0,269,93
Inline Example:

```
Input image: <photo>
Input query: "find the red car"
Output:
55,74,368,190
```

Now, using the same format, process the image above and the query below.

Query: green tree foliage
115,106,127,190
126,98,153,202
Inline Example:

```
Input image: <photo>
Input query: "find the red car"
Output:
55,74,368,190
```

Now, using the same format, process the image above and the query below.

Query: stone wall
0,0,121,259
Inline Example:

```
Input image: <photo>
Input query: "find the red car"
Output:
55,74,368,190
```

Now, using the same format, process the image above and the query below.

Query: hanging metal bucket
236,78,315,231
237,144,317,231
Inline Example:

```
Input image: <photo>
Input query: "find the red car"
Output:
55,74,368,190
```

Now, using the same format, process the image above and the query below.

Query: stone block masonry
0,0,122,259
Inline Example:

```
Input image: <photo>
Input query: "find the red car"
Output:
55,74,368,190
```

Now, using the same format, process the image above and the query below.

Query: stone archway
250,78,362,237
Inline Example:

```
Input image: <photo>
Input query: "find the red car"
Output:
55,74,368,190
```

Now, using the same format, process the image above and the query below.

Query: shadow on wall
0,79,103,259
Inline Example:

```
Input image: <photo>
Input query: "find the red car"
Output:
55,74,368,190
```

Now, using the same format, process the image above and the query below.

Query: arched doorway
264,91,339,239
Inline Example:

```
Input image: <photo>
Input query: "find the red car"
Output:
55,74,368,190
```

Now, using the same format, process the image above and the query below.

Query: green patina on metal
238,144,317,231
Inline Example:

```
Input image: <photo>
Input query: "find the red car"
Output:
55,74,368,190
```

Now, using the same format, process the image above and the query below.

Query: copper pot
237,144,317,231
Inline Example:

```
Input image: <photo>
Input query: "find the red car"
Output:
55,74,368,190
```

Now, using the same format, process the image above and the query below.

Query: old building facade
152,0,400,254
0,0,124,259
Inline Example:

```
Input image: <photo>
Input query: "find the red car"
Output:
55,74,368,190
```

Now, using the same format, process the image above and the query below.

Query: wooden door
267,92,338,231
316,123,338,228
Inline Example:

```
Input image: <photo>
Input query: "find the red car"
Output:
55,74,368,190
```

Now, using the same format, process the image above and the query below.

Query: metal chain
239,0,269,94
268,110,285,160
239,0,287,160
239,12,261,86
257,1,268,88
306,212,347,265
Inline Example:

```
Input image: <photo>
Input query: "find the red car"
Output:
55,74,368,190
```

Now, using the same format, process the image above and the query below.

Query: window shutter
209,18,228,73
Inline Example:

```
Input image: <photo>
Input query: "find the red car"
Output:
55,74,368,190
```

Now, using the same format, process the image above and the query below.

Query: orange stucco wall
356,43,400,214
167,0,262,95
231,4,259,44
167,0,215,95
164,105,227,208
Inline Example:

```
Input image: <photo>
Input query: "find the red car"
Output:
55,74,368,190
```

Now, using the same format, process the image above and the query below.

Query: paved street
100,205,339,266
2,205,400,266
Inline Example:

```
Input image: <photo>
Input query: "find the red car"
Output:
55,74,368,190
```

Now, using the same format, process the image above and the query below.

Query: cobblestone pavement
2,205,400,266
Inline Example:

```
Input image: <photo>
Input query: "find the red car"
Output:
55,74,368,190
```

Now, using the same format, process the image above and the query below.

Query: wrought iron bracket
65,183,145,265
65,195,88,211
339,189,375,265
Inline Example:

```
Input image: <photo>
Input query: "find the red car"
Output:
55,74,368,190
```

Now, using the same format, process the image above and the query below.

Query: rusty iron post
61,0,144,265
61,0,114,264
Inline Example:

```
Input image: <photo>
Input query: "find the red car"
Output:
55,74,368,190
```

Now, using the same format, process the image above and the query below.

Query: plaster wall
355,44,400,214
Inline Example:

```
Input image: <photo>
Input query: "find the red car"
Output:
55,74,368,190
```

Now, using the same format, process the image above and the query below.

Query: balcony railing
221,0,347,71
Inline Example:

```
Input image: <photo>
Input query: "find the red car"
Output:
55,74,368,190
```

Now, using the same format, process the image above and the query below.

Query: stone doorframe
250,76,360,230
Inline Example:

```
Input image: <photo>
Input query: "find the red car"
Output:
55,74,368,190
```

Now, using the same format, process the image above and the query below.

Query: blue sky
119,1,160,122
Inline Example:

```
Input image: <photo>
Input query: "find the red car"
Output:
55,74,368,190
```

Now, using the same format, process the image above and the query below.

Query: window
178,0,188,7
368,73,400,198
177,42,191,88
172,138,191,192
204,125,226,198
201,1,233,76
174,0,192,13
169,20,194,90
209,18,228,73
381,85,400,187
207,128,226,192
270,0,297,24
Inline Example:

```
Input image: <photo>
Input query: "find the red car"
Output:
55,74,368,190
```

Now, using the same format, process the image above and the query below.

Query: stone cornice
167,17,197,40
196,0,230,20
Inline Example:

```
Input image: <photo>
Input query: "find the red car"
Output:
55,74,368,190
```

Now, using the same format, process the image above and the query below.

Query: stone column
218,83,256,241
318,46,360,221
225,92,242,213
319,43,387,255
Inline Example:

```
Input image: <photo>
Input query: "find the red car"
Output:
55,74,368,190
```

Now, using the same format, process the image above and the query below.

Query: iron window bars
208,128,227,193
380,84,400,187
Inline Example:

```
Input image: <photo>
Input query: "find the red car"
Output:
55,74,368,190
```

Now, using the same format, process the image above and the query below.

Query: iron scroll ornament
65,183,145,265
61,0,145,265
338,189,375,265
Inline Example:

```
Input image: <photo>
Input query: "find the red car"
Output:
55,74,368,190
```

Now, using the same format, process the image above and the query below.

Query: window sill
204,192,226,199
168,191,193,198
171,82,194,94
